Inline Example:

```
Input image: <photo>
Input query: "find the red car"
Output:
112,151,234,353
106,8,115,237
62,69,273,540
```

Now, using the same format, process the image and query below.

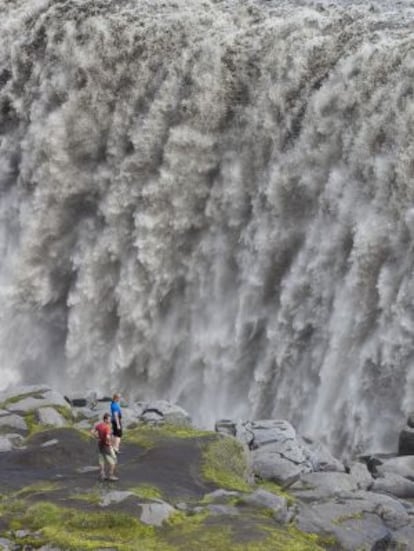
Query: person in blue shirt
110,393,123,454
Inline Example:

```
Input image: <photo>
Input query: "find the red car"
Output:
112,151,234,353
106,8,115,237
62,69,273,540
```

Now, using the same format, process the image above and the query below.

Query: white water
1,0,414,456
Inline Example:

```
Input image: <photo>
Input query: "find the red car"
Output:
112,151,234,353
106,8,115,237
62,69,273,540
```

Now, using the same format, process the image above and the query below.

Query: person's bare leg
99,458,105,480
108,462,118,480
112,435,120,452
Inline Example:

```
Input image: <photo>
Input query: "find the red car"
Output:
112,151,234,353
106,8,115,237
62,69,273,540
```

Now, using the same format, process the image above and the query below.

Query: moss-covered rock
0,422,338,550
2,498,333,551
202,435,251,491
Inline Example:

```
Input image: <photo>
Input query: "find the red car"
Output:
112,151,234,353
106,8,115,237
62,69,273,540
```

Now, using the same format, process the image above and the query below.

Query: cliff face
1,0,414,456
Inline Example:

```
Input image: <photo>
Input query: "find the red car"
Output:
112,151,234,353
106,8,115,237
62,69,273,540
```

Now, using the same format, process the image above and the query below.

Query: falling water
1,0,414,456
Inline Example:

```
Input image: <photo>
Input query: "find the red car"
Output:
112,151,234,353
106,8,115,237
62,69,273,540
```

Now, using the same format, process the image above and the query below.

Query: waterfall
1,0,414,456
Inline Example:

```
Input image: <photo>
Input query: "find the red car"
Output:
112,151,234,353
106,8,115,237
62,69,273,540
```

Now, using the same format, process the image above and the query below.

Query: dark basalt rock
398,427,414,456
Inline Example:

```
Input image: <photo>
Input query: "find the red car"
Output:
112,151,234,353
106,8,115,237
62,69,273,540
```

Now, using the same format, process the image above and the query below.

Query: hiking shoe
107,476,119,481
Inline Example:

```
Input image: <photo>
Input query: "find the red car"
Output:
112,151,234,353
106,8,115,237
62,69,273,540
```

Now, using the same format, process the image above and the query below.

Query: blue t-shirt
110,401,122,421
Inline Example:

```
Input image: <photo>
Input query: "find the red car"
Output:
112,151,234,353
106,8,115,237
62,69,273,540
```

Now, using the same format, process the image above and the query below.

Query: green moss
253,523,334,550
256,480,296,506
23,406,74,437
23,411,43,436
75,427,94,442
123,427,157,449
0,392,44,409
55,405,74,423
166,510,208,526
334,511,365,524
130,484,164,500
202,436,251,492
11,501,170,551
163,514,233,549
162,511,331,551
3,496,336,551
70,491,102,505
0,498,27,515
74,411,89,422
125,424,212,449
156,424,212,439
14,482,60,499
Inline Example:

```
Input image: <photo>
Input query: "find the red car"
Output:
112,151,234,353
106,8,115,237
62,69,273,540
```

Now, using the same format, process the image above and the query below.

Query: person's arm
90,425,98,438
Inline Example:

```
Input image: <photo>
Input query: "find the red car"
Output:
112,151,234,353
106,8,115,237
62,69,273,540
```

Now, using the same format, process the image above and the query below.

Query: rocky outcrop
136,400,192,426
0,413,28,435
398,413,414,455
216,417,414,549
0,385,192,451
71,395,191,429
1,385,414,550
37,407,68,428
372,473,414,498
216,418,345,485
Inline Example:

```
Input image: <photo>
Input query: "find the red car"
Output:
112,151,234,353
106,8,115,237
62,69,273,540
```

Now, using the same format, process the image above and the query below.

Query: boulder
100,491,135,507
37,407,67,428
69,398,88,408
0,433,24,451
230,419,345,485
0,537,13,550
352,490,412,531
376,456,414,481
241,489,289,522
69,397,192,430
0,436,13,452
204,489,240,502
121,406,144,427
66,391,98,409
290,471,361,500
234,421,255,448
295,489,411,549
0,414,27,434
138,400,191,426
140,410,163,424
139,501,176,526
6,389,69,413
251,444,313,485
74,419,93,430
0,385,52,404
300,436,346,472
72,407,100,421
372,473,414,499
361,454,385,476
348,461,373,490
391,525,414,549
207,504,240,516
297,504,391,551
246,420,314,484
215,419,237,437
246,420,296,449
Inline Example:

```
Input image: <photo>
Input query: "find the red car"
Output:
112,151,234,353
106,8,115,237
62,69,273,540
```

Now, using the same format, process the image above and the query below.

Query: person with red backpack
91,412,118,481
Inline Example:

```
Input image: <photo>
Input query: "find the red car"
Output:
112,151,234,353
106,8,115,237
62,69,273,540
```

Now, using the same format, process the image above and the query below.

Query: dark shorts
112,420,123,437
